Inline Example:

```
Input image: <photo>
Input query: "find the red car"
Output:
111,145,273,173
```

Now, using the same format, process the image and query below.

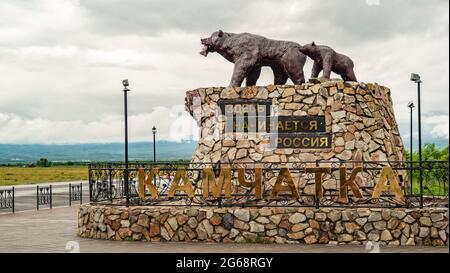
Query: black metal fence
37,185,52,210
0,182,84,214
69,183,83,206
87,160,449,208
0,187,14,213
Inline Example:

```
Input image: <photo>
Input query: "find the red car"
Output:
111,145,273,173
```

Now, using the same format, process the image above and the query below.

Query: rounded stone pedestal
78,204,449,246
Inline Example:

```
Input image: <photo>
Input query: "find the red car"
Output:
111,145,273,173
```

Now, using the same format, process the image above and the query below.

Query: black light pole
407,101,415,194
152,126,157,187
410,73,423,208
122,79,130,207
152,126,157,163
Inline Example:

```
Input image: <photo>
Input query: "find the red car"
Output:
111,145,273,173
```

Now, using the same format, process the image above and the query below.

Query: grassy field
0,165,88,186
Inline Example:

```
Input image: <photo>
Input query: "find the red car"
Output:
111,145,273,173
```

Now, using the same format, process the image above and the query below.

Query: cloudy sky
0,0,448,146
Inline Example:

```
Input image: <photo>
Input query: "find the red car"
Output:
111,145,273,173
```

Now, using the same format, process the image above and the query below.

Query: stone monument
186,79,404,163
186,78,407,192
77,33,448,247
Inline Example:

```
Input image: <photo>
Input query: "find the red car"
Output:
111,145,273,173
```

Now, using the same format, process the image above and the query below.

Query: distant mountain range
0,139,447,164
0,141,197,164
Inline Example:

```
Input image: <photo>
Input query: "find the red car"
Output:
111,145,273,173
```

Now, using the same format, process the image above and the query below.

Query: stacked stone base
78,204,448,246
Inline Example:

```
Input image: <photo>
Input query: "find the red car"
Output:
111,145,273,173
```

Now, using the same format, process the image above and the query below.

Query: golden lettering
270,167,299,200
137,167,159,200
293,137,301,147
238,167,263,199
283,137,292,147
292,120,299,131
277,137,282,145
202,167,232,198
372,165,405,204
310,137,319,147
302,137,310,147
338,166,363,203
168,168,195,198
258,120,266,131
284,120,291,131
139,164,407,203
300,121,309,130
320,137,328,147
309,120,318,130
306,167,331,198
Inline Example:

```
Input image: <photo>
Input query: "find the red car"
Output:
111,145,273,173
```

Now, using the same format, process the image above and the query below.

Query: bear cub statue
299,42,357,82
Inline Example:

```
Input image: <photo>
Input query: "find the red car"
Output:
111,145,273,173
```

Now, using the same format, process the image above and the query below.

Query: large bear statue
298,42,357,81
200,30,307,87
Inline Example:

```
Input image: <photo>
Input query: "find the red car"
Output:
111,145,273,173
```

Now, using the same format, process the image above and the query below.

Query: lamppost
410,73,423,208
152,126,157,187
152,126,157,163
407,101,415,195
122,79,130,207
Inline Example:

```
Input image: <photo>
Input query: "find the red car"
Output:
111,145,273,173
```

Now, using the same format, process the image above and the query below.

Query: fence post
80,182,83,205
88,164,92,202
12,187,15,213
50,184,53,209
315,159,320,209
36,185,39,210
109,163,113,201
69,183,72,207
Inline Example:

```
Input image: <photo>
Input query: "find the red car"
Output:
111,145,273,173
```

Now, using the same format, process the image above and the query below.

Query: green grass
409,180,448,196
0,165,87,186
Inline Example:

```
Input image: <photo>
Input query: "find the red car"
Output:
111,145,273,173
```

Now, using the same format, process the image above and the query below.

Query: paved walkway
0,206,448,253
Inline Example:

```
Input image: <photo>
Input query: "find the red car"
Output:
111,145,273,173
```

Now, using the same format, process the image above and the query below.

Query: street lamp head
407,101,415,109
410,73,421,83
152,126,156,134
122,79,130,92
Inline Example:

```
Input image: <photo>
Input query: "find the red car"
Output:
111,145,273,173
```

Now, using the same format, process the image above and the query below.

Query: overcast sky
0,0,448,145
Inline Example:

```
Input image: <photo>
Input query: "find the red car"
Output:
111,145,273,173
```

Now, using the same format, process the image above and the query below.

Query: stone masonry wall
78,204,448,246
185,79,405,165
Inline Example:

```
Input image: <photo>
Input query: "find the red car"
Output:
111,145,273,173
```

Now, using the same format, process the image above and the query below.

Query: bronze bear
299,42,357,82
200,30,307,87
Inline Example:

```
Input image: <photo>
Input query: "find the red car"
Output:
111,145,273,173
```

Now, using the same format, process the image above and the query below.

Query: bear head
200,30,227,56
298,42,320,59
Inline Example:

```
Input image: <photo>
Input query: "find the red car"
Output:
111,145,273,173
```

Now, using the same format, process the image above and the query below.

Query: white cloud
423,115,449,139
0,105,198,144
0,0,448,145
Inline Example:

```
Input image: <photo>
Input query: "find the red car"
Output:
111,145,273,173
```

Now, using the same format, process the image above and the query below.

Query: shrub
36,158,52,167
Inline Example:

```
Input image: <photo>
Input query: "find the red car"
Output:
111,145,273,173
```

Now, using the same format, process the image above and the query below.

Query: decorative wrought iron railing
37,185,52,210
87,160,449,208
0,187,14,213
0,183,87,214
69,183,83,206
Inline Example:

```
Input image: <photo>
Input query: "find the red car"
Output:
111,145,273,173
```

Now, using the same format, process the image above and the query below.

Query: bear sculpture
200,30,307,87
299,42,357,82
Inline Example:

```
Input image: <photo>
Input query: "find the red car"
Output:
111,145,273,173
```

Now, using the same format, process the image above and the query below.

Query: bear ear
311,41,316,46
218,30,223,37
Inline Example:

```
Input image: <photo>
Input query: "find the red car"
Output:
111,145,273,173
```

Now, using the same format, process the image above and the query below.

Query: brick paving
0,206,447,253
